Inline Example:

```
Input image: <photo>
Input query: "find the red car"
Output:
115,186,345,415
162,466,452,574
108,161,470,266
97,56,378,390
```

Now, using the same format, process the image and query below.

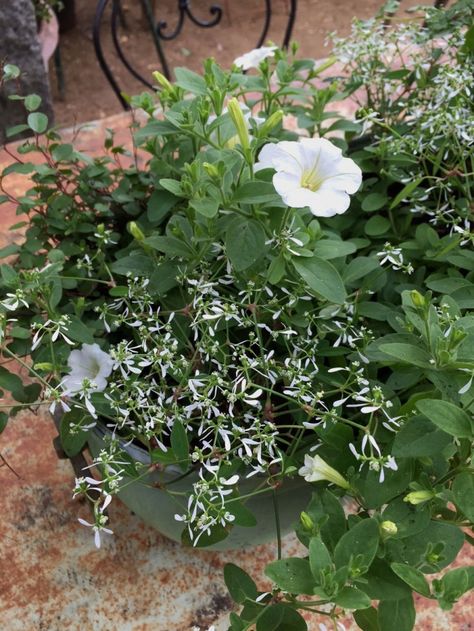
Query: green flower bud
380,520,398,540
300,511,314,531
227,97,250,151
33,362,54,372
411,290,425,308
404,490,434,505
203,162,219,179
259,109,284,137
152,70,173,92
128,221,145,242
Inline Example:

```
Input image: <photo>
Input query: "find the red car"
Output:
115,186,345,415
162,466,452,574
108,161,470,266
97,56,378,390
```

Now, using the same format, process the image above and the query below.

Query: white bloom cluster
65,269,404,542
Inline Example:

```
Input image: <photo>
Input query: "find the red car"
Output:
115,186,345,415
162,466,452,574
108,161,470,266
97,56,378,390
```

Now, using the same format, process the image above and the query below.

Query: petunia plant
0,2,473,630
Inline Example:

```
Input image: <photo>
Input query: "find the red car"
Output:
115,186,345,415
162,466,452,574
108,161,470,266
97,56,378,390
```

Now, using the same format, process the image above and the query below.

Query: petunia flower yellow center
89,359,101,379
300,167,323,192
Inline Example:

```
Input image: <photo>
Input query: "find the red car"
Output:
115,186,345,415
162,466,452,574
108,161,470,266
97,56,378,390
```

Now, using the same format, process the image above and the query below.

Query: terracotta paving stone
0,113,472,630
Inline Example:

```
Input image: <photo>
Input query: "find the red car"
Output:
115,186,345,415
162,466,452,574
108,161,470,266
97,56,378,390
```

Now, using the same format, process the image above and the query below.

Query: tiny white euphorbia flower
62,343,114,394
298,453,350,489
255,137,362,217
233,45,277,70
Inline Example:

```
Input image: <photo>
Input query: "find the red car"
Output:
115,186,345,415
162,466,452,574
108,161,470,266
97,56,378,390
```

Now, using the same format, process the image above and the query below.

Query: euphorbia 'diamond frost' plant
255,138,362,217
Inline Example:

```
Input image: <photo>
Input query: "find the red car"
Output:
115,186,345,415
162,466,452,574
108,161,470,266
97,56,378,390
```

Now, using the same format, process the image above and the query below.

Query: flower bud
33,362,54,372
128,221,145,242
203,162,219,179
299,454,350,490
152,70,173,92
300,511,314,531
259,109,283,137
403,490,434,505
380,520,398,540
227,98,250,150
411,290,425,308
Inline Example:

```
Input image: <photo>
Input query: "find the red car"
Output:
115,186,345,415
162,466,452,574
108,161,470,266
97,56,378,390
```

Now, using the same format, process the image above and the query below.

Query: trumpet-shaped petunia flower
298,453,350,489
233,46,277,70
62,343,114,395
255,137,362,217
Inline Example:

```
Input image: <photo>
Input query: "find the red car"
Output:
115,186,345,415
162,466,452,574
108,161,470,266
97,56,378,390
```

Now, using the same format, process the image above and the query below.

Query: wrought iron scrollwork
93,0,298,109
157,1,223,40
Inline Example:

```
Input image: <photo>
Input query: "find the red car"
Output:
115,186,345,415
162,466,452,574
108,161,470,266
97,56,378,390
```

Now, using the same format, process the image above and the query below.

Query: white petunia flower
62,343,114,394
233,46,277,70
298,453,350,489
255,137,362,217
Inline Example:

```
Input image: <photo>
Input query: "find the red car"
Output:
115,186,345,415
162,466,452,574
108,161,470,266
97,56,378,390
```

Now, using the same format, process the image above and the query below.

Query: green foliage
0,3,473,630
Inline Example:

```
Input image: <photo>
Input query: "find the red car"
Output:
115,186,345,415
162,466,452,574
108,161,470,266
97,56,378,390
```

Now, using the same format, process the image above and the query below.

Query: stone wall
0,0,54,144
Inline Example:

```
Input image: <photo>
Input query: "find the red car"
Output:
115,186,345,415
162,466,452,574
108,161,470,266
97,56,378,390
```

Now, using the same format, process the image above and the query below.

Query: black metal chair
93,0,298,109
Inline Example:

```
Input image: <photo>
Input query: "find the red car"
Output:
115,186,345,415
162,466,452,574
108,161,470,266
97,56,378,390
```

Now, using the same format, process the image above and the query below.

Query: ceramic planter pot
87,424,313,551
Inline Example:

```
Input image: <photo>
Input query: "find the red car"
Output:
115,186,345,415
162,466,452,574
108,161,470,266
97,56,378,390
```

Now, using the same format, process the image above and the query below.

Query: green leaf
27,112,48,134
147,190,178,224
159,178,183,197
362,193,388,212
256,604,307,631
226,218,266,272
361,559,412,601
174,67,208,95
190,197,219,218
0,366,24,397
334,518,379,575
6,124,30,138
381,498,430,540
391,563,431,597
354,607,380,631
2,161,36,176
378,596,416,631
0,243,19,258
51,143,74,161
452,472,474,521
343,256,379,284
144,236,193,259
111,254,157,276
3,63,20,79
24,94,42,112
148,262,179,296
0,412,8,433
388,522,464,573
436,567,474,610
299,490,346,551
227,500,257,527
224,563,258,604
12,382,41,404
335,586,371,610
181,523,229,548
268,254,286,284
293,256,346,304
233,181,279,204
60,409,90,457
170,421,189,471
355,459,414,509
313,239,356,260
392,416,452,457
416,399,472,438
365,215,391,236
63,316,95,344
309,536,332,580
462,23,474,52
265,558,315,594
379,343,432,368
229,612,247,631
425,277,473,294
389,178,423,210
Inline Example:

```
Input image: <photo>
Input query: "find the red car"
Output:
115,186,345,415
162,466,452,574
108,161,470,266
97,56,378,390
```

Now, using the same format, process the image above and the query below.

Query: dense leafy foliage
0,2,473,629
